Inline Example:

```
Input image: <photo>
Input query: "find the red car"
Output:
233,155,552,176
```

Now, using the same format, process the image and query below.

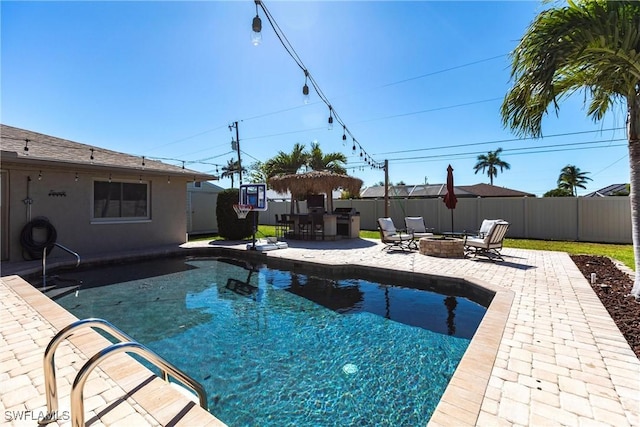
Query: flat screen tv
307,194,325,209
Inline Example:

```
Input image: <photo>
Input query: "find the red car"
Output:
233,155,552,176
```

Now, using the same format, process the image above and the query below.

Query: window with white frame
93,180,149,220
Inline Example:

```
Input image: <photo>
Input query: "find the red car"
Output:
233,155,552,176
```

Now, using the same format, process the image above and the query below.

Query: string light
139,175,142,183
251,0,262,46
302,69,310,104
108,173,112,183
5,136,222,182
251,0,385,170
167,176,171,184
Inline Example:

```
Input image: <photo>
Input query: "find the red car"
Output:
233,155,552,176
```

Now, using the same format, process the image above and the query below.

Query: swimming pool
54,256,487,426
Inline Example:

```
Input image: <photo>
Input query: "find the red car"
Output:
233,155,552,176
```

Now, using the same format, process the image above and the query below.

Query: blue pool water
54,256,486,426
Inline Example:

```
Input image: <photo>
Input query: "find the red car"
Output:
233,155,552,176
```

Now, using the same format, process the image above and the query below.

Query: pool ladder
41,243,81,291
40,318,208,427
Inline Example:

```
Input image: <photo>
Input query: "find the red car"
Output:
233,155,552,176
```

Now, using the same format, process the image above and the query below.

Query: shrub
543,187,573,197
216,189,258,240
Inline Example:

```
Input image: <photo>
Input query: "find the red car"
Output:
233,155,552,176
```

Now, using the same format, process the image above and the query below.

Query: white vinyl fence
260,197,632,244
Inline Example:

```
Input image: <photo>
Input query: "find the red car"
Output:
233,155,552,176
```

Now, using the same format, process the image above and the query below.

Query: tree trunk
628,92,640,298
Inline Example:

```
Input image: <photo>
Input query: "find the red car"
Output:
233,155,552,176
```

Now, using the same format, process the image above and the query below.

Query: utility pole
229,121,243,186
384,159,389,217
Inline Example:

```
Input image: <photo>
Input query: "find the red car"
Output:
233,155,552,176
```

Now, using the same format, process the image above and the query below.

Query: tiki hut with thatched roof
269,170,363,213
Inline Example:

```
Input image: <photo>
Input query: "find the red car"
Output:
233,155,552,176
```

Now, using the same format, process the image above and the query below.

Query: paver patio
1,238,638,426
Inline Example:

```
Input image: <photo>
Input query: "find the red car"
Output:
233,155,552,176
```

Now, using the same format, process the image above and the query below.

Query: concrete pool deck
1,238,639,426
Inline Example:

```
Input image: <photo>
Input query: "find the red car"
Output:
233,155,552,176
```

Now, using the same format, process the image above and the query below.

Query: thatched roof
269,170,363,212
269,170,362,195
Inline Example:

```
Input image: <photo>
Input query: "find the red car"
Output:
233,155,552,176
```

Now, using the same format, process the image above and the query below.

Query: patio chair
463,220,510,262
468,219,503,239
377,217,414,252
404,216,434,249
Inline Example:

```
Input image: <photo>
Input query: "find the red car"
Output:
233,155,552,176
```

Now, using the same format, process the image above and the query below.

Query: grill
333,208,360,238
333,207,357,219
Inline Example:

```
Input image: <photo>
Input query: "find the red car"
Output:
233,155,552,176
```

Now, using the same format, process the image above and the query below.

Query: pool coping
3,240,638,426
3,245,514,426
1,274,225,427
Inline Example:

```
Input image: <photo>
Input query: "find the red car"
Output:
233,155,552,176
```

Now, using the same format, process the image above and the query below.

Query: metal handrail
42,243,81,291
39,318,207,425
71,342,208,427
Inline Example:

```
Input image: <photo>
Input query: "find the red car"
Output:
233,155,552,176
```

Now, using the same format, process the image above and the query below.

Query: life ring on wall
20,217,57,260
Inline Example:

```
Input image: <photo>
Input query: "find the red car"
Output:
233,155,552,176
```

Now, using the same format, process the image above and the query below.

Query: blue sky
1,0,630,196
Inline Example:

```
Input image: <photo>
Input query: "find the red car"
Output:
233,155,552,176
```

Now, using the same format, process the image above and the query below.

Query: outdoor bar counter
285,212,360,240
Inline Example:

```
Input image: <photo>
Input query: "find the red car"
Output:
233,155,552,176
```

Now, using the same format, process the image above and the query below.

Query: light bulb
302,84,310,104
251,16,262,46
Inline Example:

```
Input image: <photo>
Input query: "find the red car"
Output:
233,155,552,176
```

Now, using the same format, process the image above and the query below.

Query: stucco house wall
1,124,216,263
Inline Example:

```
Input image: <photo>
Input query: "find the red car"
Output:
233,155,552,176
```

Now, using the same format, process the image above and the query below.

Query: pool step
38,284,80,300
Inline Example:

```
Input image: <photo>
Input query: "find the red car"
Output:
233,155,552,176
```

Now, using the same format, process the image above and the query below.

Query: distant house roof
457,183,535,198
584,184,629,197
0,124,217,181
360,183,533,198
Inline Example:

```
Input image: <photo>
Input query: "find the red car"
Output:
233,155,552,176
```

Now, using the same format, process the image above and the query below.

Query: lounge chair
378,217,414,251
463,220,510,261
404,216,434,249
472,219,503,239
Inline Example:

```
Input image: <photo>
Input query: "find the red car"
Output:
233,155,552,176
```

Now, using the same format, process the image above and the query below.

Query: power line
254,0,383,169
591,154,629,177
347,139,627,167
142,124,228,154
355,97,503,125
375,127,625,155
377,54,508,89
390,142,627,164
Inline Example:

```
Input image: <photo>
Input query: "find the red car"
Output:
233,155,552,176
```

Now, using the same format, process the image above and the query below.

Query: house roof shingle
360,183,533,198
584,184,629,197
456,183,535,198
1,124,217,181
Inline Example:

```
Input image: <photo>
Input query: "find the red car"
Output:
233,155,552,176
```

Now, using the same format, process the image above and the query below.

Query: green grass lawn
190,226,635,271
502,238,634,271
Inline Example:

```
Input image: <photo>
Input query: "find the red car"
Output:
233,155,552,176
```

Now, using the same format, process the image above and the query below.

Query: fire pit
419,236,465,258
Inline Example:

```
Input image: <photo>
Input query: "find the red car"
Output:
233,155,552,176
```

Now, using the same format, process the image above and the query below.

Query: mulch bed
571,255,639,359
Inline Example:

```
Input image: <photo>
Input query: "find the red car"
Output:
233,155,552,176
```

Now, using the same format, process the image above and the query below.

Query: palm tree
264,143,309,213
264,143,308,178
306,142,347,174
247,161,268,185
221,158,245,188
473,148,511,185
500,0,640,298
557,165,592,196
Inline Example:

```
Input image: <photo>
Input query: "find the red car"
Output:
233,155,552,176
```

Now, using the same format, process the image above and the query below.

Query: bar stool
311,213,325,240
297,214,311,240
